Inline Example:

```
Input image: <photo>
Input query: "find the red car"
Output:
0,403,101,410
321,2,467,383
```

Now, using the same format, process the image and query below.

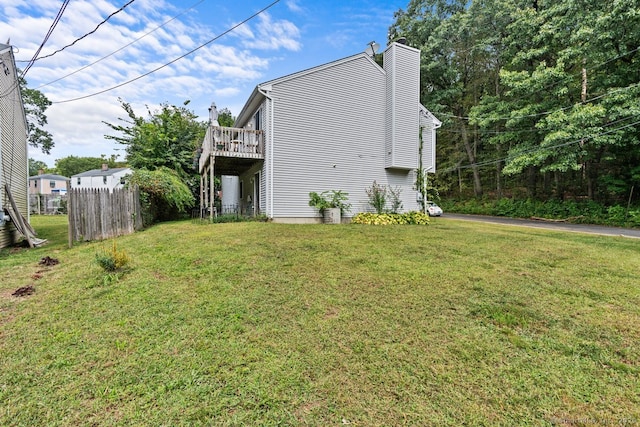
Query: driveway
441,213,640,239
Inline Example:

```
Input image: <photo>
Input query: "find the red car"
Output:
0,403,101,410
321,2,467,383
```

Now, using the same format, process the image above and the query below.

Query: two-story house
71,165,132,192
0,42,29,248
198,41,440,222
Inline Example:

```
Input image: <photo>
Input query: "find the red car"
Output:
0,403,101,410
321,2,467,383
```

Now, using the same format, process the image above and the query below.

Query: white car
426,201,443,217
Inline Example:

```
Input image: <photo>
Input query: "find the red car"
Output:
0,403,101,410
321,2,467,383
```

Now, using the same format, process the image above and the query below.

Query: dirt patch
31,273,43,280
12,285,35,297
39,256,59,266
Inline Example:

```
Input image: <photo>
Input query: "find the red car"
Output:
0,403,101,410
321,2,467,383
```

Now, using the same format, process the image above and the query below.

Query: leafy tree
103,99,209,206
19,75,54,154
103,99,206,179
218,107,235,127
470,0,640,201
126,167,195,225
28,158,50,176
54,155,121,178
391,0,640,205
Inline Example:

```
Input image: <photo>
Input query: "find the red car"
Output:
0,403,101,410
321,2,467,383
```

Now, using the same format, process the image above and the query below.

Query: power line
34,0,206,90
437,81,640,123
21,0,70,77
20,0,137,63
53,0,281,104
436,46,640,122
441,117,640,173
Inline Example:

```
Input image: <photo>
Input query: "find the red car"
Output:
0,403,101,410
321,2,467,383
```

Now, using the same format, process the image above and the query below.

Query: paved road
440,213,640,239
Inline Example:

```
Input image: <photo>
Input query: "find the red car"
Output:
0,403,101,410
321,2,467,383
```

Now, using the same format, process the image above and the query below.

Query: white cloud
233,12,301,52
286,0,303,13
6,0,305,164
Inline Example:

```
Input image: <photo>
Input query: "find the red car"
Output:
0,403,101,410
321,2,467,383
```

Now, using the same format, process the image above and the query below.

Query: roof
71,167,131,178
420,104,442,127
29,174,69,181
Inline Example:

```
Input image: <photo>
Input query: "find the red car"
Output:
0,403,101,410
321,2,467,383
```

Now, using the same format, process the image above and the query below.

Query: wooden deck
199,125,264,173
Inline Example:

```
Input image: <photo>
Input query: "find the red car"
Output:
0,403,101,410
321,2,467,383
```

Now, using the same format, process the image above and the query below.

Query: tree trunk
527,166,537,198
496,159,503,199
554,171,564,200
460,122,483,197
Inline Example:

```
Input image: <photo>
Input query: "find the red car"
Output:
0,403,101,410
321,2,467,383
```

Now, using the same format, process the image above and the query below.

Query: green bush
95,240,130,273
442,198,639,228
352,211,430,225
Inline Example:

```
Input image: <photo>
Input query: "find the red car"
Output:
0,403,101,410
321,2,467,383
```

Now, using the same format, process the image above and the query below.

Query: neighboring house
29,172,69,195
70,165,132,192
0,42,29,248
198,41,441,222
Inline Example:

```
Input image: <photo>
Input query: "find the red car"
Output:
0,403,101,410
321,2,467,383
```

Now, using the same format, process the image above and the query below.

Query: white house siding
266,54,420,220
384,43,421,170
71,168,132,191
0,43,29,249
422,122,436,173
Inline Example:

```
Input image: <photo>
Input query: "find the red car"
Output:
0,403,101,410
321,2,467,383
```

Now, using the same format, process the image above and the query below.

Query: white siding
421,120,436,173
0,44,29,248
71,168,132,192
268,55,418,219
384,43,421,170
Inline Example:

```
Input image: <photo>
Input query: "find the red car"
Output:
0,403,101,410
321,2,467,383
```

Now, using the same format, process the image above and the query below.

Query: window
103,176,107,185
77,177,81,185
33,180,38,188
254,110,261,131
239,181,244,199
50,181,56,188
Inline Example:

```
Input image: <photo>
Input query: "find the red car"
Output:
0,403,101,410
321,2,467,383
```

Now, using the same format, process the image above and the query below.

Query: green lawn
1,215,638,426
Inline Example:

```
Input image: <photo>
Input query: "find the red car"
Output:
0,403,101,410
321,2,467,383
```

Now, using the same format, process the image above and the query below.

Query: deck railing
199,126,264,172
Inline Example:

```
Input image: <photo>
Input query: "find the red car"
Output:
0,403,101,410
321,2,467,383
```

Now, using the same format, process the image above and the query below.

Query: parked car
426,201,443,217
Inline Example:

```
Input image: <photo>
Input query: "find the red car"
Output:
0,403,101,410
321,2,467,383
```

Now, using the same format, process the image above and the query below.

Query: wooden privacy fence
68,187,143,245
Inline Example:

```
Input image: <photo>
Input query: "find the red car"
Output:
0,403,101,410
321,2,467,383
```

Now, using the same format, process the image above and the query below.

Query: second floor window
103,176,107,185
77,177,81,185
49,181,56,188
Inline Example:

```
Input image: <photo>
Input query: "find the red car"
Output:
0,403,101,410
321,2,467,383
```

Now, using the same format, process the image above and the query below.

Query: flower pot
323,207,341,224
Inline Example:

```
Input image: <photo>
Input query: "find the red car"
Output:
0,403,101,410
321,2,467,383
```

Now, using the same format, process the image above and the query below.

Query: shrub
365,181,387,214
388,185,403,214
126,167,195,224
95,240,130,273
364,181,404,214
352,211,430,225
308,190,351,215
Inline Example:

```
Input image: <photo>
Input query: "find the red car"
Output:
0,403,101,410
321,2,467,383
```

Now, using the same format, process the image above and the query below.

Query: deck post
209,155,215,221
200,174,204,219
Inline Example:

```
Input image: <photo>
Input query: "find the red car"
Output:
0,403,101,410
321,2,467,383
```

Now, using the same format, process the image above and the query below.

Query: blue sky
0,0,408,166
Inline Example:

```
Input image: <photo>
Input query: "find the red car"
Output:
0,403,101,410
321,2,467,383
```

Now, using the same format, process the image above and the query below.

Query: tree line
390,0,640,205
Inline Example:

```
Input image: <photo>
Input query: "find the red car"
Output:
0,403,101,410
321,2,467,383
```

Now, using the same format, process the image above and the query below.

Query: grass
1,215,639,426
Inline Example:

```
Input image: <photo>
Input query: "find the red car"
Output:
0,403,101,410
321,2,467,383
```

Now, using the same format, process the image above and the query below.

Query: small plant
388,185,403,214
365,181,387,214
308,190,351,215
365,181,403,214
95,240,130,273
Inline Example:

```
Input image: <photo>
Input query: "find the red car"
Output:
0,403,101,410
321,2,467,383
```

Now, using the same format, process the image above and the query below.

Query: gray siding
0,44,29,248
268,55,419,218
384,43,420,170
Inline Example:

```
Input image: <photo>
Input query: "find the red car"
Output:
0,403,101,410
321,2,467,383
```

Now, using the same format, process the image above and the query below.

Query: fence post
67,181,73,248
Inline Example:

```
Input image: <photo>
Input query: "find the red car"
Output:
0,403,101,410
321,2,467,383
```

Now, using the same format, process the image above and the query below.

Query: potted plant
308,190,351,224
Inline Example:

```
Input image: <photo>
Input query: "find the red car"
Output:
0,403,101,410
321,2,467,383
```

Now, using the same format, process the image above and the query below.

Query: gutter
257,84,274,219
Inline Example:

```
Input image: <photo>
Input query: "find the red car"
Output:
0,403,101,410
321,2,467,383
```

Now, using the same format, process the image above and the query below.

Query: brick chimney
38,169,44,175
101,164,108,171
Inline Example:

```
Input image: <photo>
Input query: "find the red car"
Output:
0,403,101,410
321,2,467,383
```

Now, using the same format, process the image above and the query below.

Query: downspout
258,85,274,219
